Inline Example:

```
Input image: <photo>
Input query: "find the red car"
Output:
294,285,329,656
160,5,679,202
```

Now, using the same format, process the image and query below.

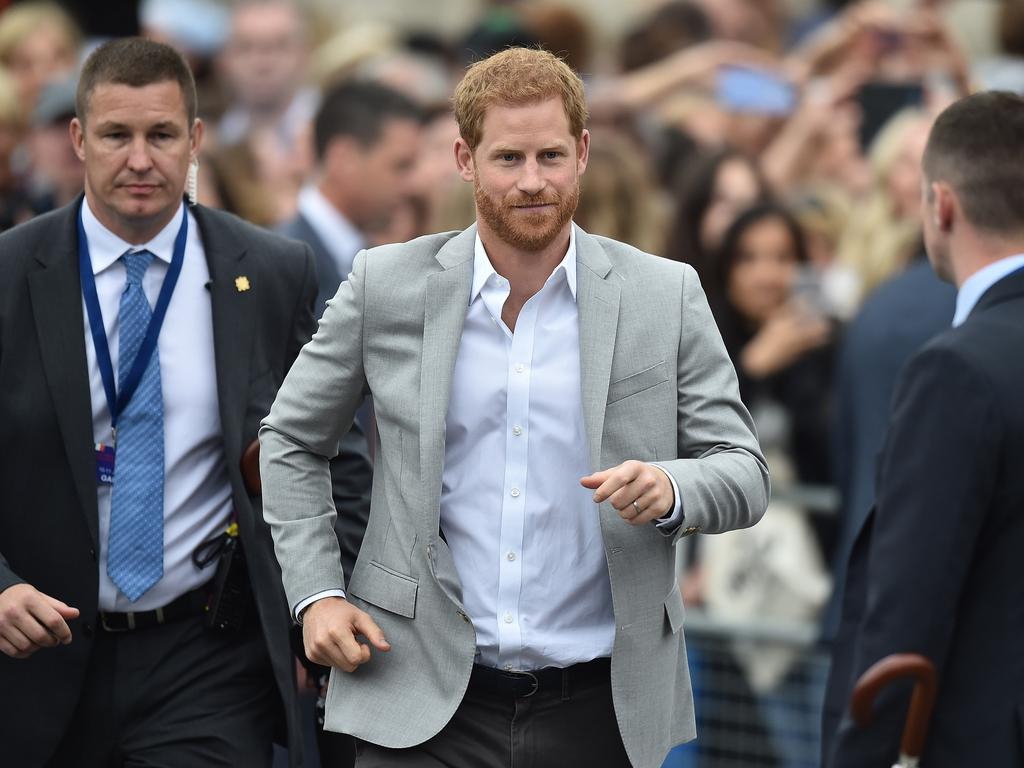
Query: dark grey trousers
46,614,279,768
355,668,632,768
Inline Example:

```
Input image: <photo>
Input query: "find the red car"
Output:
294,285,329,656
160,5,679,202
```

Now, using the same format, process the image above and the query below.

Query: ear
933,182,955,233
69,117,86,162
190,118,204,161
454,137,474,182
576,128,590,176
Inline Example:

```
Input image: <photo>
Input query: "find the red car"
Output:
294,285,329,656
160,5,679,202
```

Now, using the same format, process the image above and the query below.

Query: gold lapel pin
235,276,251,292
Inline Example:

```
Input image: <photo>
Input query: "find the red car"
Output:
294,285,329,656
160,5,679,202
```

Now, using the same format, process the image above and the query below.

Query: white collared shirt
81,199,232,611
297,185,365,283
952,254,1024,327
439,225,680,670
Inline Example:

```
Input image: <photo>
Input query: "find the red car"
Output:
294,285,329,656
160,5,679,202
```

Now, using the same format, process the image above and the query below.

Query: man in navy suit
279,81,420,318
824,91,1024,767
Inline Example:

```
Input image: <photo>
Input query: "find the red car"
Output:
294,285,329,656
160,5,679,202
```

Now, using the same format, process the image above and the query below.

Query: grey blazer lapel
27,198,99,547
419,225,475,528
576,228,621,473
193,206,256,469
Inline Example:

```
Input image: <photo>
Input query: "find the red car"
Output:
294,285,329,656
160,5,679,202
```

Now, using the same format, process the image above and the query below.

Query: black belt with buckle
469,657,611,699
99,585,209,632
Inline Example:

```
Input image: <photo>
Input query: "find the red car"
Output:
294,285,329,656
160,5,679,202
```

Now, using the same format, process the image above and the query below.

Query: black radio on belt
193,521,251,631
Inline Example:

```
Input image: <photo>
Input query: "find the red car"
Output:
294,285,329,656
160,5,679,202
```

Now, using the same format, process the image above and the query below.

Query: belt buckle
100,611,135,632
520,670,539,698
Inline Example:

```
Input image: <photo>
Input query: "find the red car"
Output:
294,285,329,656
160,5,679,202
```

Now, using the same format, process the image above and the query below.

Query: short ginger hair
452,47,588,151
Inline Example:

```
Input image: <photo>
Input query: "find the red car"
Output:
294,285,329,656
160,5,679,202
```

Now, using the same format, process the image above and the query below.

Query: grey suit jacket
260,224,769,768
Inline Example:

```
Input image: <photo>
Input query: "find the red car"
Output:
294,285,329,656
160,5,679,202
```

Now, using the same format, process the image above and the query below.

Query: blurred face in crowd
727,215,799,325
221,2,306,113
701,157,761,253
6,25,77,112
410,113,461,202
325,117,420,231
70,80,203,243
457,96,589,253
887,119,931,221
28,118,83,201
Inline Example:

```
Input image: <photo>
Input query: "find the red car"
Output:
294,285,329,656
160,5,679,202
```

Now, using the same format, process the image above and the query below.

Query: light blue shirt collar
952,253,1024,326
297,185,365,278
81,197,183,275
470,224,578,305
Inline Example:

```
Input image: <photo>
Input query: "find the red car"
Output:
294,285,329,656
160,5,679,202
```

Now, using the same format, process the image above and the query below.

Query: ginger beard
473,172,580,253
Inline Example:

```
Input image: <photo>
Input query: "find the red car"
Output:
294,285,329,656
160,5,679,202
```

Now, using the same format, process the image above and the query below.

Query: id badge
95,443,115,485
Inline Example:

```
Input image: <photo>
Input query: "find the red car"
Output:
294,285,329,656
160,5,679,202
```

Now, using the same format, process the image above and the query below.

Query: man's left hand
580,461,675,525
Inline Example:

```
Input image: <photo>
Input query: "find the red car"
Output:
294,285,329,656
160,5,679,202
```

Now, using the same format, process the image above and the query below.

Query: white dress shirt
297,185,365,282
952,253,1024,327
81,199,233,611
440,226,679,670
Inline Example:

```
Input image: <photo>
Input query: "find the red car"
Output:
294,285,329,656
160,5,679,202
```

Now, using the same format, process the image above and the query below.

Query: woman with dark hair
664,147,769,295
709,201,834,484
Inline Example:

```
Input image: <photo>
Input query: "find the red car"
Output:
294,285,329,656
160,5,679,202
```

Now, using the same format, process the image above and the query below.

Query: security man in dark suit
824,90,1024,767
0,38,370,767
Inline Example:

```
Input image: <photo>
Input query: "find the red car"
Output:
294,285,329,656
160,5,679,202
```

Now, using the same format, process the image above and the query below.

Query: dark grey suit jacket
0,198,371,767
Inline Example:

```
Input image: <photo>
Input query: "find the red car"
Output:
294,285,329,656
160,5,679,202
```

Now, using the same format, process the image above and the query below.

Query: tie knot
122,250,155,286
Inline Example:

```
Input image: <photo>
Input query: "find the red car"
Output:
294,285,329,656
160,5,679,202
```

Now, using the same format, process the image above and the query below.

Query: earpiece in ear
187,158,199,206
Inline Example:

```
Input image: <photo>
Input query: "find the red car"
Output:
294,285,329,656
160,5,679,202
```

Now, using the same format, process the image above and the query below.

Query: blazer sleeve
828,345,999,767
279,240,373,588
260,249,371,613
657,264,770,541
0,555,24,593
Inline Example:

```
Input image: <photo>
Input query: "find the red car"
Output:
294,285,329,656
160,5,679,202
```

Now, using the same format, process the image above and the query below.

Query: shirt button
506,551,516,561
503,612,514,624
512,425,523,436
510,488,520,498
514,363,524,373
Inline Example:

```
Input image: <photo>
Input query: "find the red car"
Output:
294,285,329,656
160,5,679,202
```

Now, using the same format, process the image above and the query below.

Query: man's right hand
0,583,79,659
302,596,390,672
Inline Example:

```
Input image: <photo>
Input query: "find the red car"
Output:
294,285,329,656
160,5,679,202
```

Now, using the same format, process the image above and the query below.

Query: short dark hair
922,91,1024,234
313,81,421,161
76,38,198,127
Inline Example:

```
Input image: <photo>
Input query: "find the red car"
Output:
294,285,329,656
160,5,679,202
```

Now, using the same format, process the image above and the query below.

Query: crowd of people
1,0,1023,767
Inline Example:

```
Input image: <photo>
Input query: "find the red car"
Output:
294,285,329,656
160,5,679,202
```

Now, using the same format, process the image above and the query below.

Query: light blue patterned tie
108,250,165,602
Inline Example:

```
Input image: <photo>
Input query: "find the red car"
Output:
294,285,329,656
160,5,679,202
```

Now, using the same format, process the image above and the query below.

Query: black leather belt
99,585,209,632
469,657,611,699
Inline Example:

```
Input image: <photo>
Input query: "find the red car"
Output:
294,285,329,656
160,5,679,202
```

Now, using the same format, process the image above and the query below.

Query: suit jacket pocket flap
351,561,418,619
664,587,686,634
608,362,669,404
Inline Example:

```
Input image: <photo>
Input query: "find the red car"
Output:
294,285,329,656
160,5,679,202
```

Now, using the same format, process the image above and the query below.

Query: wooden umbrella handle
850,653,937,760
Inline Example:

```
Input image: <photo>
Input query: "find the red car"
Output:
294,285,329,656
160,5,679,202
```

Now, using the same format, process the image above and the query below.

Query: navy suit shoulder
826,265,1024,768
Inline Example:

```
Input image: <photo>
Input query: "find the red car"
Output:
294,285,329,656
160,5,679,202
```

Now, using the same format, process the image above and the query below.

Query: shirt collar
952,253,1024,326
81,197,183,275
470,224,578,305
297,185,366,264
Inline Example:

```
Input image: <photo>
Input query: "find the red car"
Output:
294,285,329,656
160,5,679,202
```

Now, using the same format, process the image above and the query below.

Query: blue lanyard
78,203,187,437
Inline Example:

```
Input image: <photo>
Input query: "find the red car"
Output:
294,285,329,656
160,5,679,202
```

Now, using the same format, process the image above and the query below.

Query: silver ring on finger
632,499,643,516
